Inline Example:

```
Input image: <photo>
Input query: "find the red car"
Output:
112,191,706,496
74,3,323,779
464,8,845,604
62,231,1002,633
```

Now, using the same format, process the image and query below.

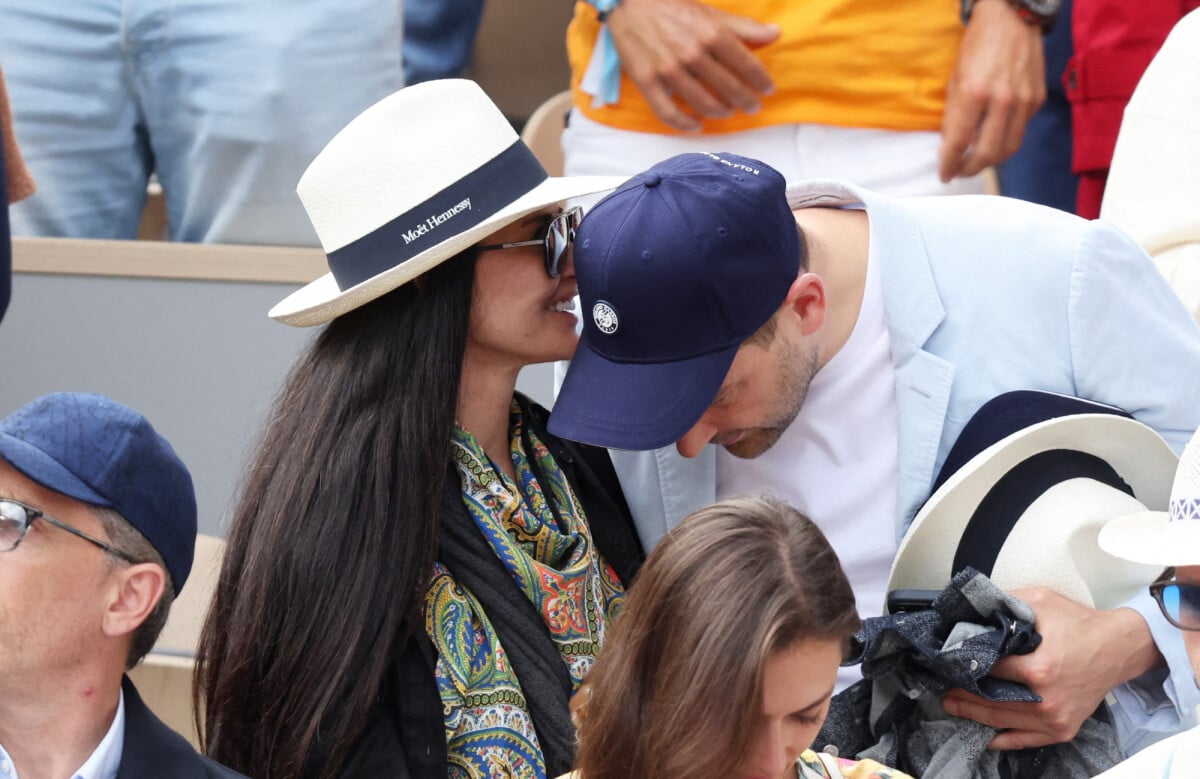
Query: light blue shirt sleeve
1065,219,1200,755
1110,590,1200,755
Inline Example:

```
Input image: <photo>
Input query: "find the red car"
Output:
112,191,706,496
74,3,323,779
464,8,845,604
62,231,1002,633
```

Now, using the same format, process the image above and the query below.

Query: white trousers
563,110,987,198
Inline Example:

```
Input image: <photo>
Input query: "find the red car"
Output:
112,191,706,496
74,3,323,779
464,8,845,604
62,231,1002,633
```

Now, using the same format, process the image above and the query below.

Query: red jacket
1065,0,1199,216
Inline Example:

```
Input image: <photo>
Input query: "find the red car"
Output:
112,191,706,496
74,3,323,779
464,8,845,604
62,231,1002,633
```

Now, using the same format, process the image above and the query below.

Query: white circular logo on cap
592,301,619,335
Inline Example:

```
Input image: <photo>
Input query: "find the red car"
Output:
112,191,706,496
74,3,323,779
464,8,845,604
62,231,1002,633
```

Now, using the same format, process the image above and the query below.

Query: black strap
438,471,577,774
0,122,11,326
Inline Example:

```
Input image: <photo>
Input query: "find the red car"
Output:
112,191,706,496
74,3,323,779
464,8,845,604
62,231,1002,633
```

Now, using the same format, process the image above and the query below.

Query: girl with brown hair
570,495,912,779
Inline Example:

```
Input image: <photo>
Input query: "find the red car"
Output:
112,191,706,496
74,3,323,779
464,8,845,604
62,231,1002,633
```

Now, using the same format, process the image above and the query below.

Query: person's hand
941,587,1161,749
606,0,780,132
938,0,1046,182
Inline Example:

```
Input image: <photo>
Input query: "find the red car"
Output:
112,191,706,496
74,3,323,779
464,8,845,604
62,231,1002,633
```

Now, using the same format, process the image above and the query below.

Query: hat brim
1100,510,1200,567
888,414,1177,603
548,340,739,451
270,174,627,327
0,433,110,507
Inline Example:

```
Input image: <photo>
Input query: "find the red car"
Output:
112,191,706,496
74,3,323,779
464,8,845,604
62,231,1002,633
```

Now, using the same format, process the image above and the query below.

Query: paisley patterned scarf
426,400,625,778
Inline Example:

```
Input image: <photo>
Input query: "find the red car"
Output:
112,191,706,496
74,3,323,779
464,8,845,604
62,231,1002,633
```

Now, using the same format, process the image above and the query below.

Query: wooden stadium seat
128,534,226,747
521,90,573,176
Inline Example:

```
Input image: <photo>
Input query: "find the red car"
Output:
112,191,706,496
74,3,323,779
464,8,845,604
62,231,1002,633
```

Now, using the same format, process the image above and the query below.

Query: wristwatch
961,0,1061,31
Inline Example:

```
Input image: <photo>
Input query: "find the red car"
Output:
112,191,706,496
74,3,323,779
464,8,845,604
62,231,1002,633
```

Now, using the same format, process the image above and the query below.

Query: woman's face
468,206,581,369
739,638,842,779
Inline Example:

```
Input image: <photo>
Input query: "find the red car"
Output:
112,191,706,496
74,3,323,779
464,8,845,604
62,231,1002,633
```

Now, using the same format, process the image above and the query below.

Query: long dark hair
195,249,479,779
572,495,861,779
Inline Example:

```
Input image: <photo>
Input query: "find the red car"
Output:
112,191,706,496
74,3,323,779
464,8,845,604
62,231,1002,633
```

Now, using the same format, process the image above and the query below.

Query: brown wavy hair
572,494,860,779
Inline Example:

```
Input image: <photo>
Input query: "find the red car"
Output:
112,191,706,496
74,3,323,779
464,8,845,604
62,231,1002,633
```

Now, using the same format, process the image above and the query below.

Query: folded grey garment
816,568,1124,779
853,695,1123,779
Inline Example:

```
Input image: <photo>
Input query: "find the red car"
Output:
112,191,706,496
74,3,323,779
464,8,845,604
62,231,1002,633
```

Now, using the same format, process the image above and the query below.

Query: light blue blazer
606,181,1200,754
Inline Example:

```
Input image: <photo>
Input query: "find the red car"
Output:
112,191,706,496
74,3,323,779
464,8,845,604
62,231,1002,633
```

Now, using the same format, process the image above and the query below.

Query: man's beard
724,340,820,459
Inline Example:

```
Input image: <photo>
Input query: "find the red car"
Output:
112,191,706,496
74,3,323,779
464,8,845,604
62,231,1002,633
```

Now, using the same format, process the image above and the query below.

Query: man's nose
676,419,716,458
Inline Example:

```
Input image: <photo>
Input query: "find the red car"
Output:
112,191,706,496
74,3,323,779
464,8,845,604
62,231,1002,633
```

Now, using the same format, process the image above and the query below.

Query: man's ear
101,563,166,639
783,272,826,336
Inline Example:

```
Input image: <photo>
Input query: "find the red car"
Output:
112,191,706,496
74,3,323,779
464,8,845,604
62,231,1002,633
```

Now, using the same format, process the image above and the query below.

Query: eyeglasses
477,206,583,278
1150,568,1200,631
0,499,138,563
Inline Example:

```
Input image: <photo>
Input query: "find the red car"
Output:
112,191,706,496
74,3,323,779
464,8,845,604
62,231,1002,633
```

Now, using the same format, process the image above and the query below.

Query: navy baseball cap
0,393,197,591
549,152,801,450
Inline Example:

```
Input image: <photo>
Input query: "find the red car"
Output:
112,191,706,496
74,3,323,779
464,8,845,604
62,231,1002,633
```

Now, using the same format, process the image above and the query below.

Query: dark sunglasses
477,206,583,278
0,498,138,563
1149,568,1200,631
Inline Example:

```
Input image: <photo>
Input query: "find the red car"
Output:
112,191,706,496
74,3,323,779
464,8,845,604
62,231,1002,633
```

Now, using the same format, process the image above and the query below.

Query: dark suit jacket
0,121,11,326
118,676,247,779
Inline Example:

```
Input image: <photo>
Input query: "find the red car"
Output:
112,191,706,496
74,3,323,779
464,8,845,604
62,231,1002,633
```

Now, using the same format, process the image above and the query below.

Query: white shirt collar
73,688,125,779
0,689,125,779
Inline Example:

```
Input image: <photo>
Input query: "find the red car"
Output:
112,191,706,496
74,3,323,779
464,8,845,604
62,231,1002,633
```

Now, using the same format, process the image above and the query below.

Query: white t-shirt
0,689,125,779
717,237,899,690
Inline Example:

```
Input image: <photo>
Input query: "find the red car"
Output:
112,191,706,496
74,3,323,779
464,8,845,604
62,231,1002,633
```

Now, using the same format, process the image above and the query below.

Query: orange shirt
567,0,963,135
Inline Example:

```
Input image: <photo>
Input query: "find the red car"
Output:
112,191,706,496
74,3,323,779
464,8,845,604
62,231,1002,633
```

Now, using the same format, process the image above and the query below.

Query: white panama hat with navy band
269,79,627,327
887,392,1177,612
1101,427,1200,567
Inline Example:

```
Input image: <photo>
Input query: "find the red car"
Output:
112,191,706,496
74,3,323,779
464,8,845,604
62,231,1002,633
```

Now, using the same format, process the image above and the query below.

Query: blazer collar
785,179,947,355
787,181,954,536
117,676,208,779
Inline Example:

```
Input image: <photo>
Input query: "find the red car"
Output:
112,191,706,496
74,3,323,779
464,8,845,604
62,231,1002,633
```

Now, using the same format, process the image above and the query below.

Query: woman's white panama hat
1101,427,1200,567
269,79,626,327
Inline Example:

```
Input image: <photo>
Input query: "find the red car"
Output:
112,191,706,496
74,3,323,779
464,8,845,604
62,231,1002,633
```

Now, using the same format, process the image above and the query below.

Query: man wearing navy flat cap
0,392,244,779
550,151,1200,757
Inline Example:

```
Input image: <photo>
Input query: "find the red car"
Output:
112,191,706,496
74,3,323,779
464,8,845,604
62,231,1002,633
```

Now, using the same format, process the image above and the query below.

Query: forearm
1108,590,1200,754
1106,606,1164,687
